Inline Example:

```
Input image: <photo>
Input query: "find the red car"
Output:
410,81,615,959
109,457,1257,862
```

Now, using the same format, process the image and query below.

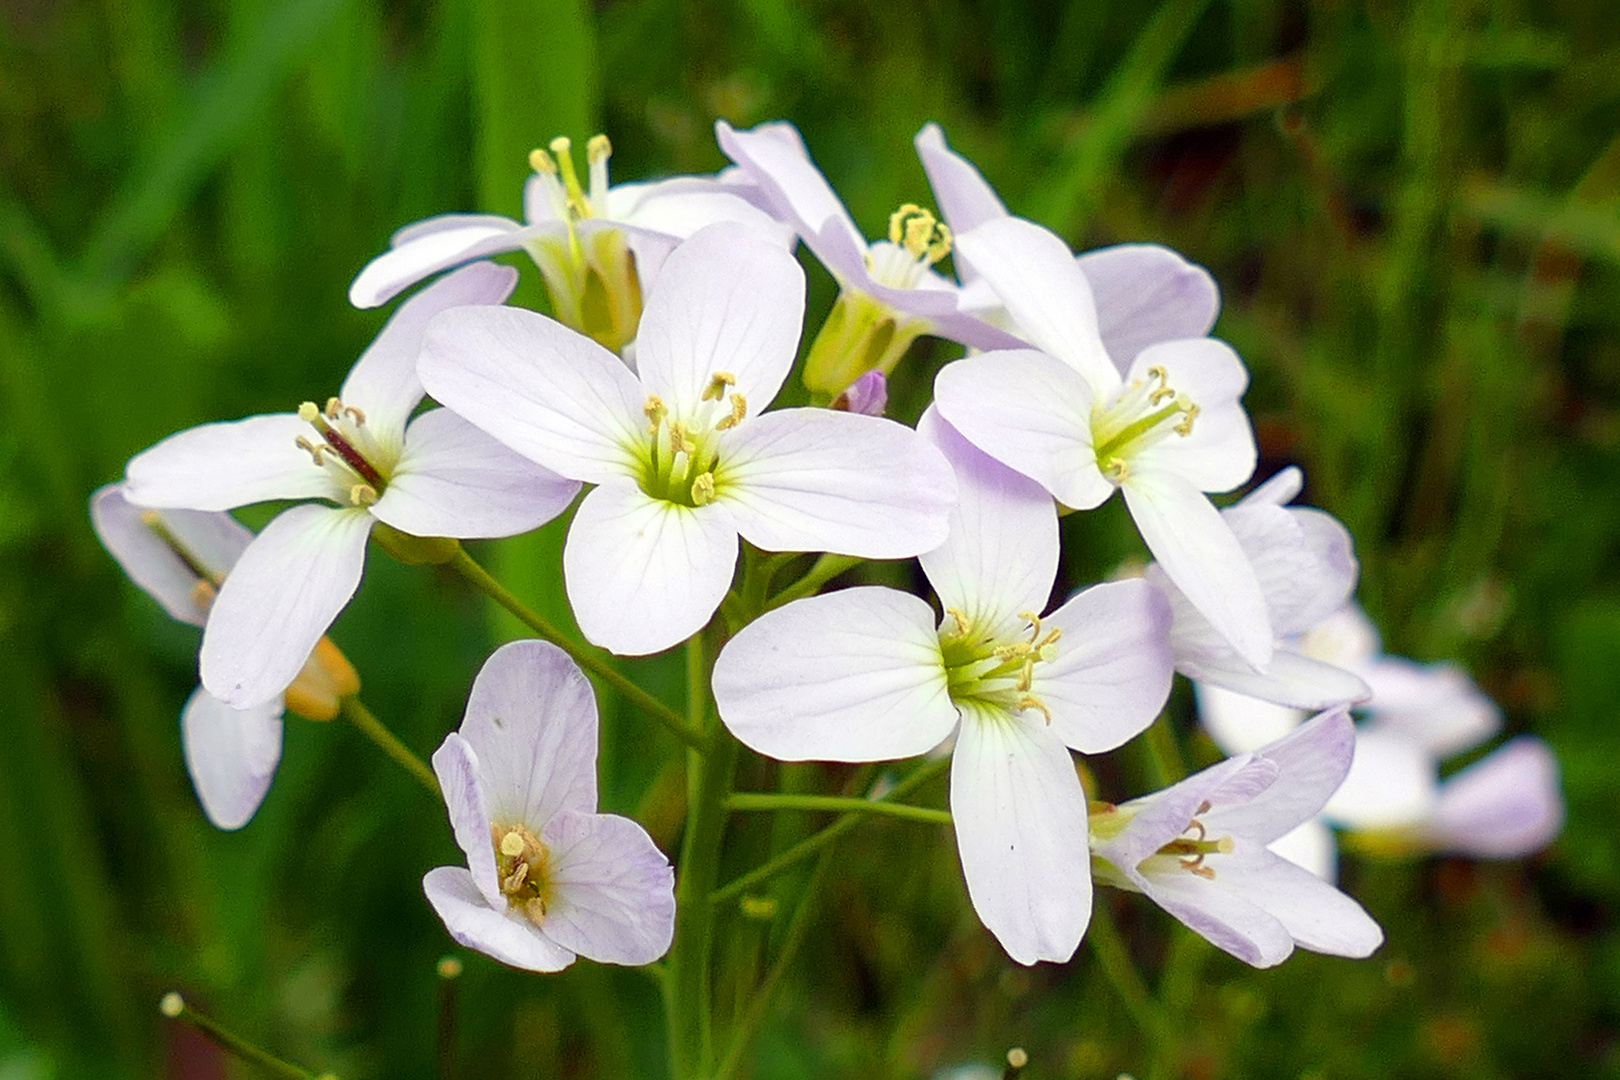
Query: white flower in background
714,409,1173,965
1197,604,1563,878
419,224,957,656
716,120,1024,399
90,484,360,829
424,640,675,972
122,263,580,710
349,134,787,354
933,213,1271,668
1091,708,1384,968
1154,466,1370,709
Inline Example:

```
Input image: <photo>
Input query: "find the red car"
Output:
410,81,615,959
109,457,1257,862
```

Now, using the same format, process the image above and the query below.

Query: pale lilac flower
123,263,579,709
933,214,1270,668
350,134,786,354
424,640,675,972
1091,708,1384,968
1418,737,1563,858
714,409,1173,965
419,224,957,656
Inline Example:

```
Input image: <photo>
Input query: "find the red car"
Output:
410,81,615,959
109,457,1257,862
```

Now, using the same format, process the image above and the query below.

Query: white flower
1091,708,1384,968
933,213,1271,668
122,263,579,709
1417,737,1563,858
423,639,675,972
349,134,787,353
418,223,957,656
713,409,1173,965
89,484,358,829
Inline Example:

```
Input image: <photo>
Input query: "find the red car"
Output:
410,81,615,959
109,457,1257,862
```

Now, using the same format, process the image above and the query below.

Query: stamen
500,831,526,857
525,897,548,926
190,580,217,611
645,395,667,434
296,435,326,466
502,863,529,892
1017,693,1053,725
344,405,366,425
702,372,736,401
691,472,716,506
1173,403,1200,436
1015,658,1035,692
324,397,343,419
943,607,971,637
586,133,612,164
350,484,378,506
1104,457,1129,481
714,393,747,431
529,147,557,175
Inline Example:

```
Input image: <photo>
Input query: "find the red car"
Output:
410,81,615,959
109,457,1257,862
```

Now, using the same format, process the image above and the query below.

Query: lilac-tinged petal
371,409,579,539
950,702,1092,965
715,121,868,278
608,177,794,248
934,351,1115,511
1076,245,1219,371
1217,501,1358,638
831,370,889,416
914,123,1009,242
1267,817,1338,882
720,410,955,559
125,414,342,511
917,408,1057,634
563,483,738,656
539,811,675,965
1191,650,1368,720
1100,754,1275,871
1196,682,1305,755
1423,737,1563,858
91,484,252,626
349,215,528,309
341,262,519,440
431,733,501,906
180,688,283,830
1211,708,1357,844
1218,848,1382,959
1038,580,1174,754
952,217,1118,394
420,305,647,485
1284,509,1360,630
423,866,575,973
1138,864,1295,968
456,640,600,828
634,224,806,414
714,587,957,762
1128,339,1256,494
1361,658,1500,758
1122,467,1272,668
1321,728,1438,829
199,505,373,709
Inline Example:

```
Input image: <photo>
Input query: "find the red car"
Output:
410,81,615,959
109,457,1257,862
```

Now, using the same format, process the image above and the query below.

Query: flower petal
1321,727,1438,829
422,865,575,973
419,305,648,485
180,688,283,830
914,123,1009,244
1212,708,1357,844
563,483,738,656
431,732,501,906
714,586,957,761
371,408,579,539
1267,817,1338,882
124,414,342,511
1037,580,1174,753
91,483,253,626
1075,244,1219,370
1217,848,1383,959
348,214,527,309
1189,648,1370,714
539,810,676,966
1127,338,1256,494
199,505,373,709
1137,864,1295,968
720,409,955,559
950,703,1092,965
609,176,794,249
1360,658,1501,758
1423,737,1563,858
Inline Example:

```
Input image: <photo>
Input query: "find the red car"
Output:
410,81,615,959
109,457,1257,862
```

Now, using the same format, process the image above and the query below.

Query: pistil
295,399,390,498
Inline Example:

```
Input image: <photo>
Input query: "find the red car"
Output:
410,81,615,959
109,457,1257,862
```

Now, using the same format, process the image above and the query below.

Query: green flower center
635,373,749,508
294,397,397,506
1091,365,1200,483
938,609,1063,725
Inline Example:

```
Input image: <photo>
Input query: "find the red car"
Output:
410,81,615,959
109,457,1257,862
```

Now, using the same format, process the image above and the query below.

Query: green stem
1140,714,1188,789
1085,901,1168,1051
447,548,706,751
710,756,949,906
160,993,323,1080
765,553,861,611
340,697,438,797
726,792,952,826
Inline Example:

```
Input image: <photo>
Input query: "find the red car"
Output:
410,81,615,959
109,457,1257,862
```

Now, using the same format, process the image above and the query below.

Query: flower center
863,204,953,291
529,134,613,224
938,609,1063,725
491,822,553,928
294,398,395,506
636,373,749,508
1090,366,1199,483
1147,801,1234,880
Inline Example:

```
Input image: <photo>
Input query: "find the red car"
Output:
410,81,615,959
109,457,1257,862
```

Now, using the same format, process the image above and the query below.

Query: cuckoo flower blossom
424,640,675,972
90,484,359,829
123,263,579,710
714,409,1172,965
717,120,1022,398
419,223,957,656
934,214,1270,668
350,135,786,353
1091,708,1384,968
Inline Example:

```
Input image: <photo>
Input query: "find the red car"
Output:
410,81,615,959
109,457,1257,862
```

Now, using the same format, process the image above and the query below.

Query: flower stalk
341,696,439,796
159,992,330,1080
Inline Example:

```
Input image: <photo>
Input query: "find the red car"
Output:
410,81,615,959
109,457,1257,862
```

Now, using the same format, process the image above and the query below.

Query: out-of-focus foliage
1,0,1617,1076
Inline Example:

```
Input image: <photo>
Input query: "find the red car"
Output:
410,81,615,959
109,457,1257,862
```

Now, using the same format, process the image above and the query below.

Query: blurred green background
3,0,1619,1076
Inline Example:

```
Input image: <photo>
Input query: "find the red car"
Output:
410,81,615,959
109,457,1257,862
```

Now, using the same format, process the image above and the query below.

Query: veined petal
419,305,647,485
457,640,600,827
1190,652,1366,725
373,409,579,539
1076,245,1219,371
713,587,957,762
934,351,1114,511
950,702,1092,965
1122,466,1272,669
91,484,252,626
539,811,676,966
423,866,575,973
341,262,519,442
1099,754,1273,871
563,483,738,656
1210,708,1356,844
431,733,501,906
1220,502,1358,637
720,410,955,559
634,224,806,414
1217,848,1382,959
1321,728,1438,829
1267,817,1338,881
1423,737,1563,858
125,414,343,511
1037,580,1174,754
349,214,527,309
952,217,1118,394
1195,682,1306,755
180,688,283,830
1127,339,1256,494
200,505,373,709
1138,863,1295,968
914,123,1009,246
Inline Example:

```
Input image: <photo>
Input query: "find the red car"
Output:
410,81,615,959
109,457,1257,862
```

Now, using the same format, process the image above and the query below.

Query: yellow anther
587,133,612,164
1149,386,1177,405
645,395,666,433
296,435,326,466
702,372,737,401
1184,862,1216,880
350,483,378,506
1015,658,1035,692
888,203,924,245
528,147,557,175
500,830,526,857
1173,403,1200,437
525,897,548,926
1017,694,1053,725
1147,365,1168,383
325,396,343,419
1017,611,1044,643
1196,800,1212,815
944,607,971,637
668,424,695,456
191,580,217,611
297,401,321,424
691,472,716,506
1104,457,1130,481
344,405,366,425
502,862,529,892
139,509,161,528
714,393,747,431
